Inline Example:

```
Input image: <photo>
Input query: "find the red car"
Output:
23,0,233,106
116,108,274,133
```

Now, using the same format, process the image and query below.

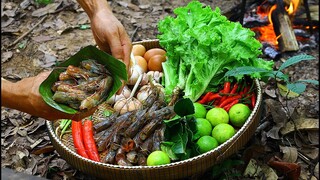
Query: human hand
2,71,96,121
90,8,132,93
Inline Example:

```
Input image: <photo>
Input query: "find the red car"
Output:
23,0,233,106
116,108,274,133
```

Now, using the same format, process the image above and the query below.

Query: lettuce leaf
158,1,274,102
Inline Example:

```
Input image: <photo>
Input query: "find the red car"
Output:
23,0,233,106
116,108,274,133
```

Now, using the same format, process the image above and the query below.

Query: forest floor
1,0,319,179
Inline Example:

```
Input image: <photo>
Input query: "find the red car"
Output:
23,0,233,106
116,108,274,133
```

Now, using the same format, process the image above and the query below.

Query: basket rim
46,78,262,170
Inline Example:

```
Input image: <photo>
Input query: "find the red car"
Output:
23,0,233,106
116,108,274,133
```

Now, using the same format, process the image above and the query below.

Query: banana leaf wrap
39,45,128,114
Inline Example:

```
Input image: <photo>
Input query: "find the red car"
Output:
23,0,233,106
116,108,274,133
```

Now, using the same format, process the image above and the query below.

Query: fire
251,0,300,48
286,0,300,16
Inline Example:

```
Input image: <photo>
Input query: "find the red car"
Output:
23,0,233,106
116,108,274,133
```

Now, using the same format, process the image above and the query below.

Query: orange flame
251,0,301,47
286,0,300,15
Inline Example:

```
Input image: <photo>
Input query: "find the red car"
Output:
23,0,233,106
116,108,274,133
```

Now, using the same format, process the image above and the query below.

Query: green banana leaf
39,45,128,114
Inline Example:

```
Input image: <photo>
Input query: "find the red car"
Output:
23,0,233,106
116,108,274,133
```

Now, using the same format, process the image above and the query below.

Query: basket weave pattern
46,39,263,180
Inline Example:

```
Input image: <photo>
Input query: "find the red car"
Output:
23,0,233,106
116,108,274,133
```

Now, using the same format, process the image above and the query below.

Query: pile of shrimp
93,85,176,166
51,60,113,110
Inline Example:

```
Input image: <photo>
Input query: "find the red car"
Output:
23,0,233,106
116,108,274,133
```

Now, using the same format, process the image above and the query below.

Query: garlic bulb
128,65,143,85
136,83,165,103
106,85,132,105
140,71,163,86
113,97,142,115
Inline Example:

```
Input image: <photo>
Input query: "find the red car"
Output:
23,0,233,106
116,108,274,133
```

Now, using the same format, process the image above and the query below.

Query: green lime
229,103,251,127
193,102,207,118
196,135,219,153
194,118,212,140
206,107,229,127
147,151,171,166
211,123,235,144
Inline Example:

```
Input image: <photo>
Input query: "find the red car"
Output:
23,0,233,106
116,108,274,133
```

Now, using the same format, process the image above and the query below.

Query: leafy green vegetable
157,1,274,102
39,45,128,114
162,98,199,160
225,54,318,95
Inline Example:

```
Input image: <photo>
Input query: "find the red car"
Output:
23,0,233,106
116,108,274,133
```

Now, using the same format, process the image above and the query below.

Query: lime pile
193,102,251,154
146,102,252,165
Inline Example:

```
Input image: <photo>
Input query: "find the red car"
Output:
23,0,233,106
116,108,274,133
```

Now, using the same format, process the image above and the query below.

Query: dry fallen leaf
279,145,298,163
280,118,319,135
267,156,301,180
1,51,13,63
307,131,319,145
299,147,319,160
314,163,319,179
31,2,62,17
243,158,278,179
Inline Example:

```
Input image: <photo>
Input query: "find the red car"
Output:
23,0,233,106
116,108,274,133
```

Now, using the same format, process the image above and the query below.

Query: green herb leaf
278,54,315,71
296,79,319,85
161,143,179,161
277,83,300,98
224,66,270,77
173,98,194,117
286,82,306,94
163,115,182,128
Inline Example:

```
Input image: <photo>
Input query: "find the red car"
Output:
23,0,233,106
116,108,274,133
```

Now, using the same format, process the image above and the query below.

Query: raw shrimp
59,71,73,81
66,65,99,80
80,59,110,75
75,76,105,93
52,91,87,109
56,84,87,95
79,75,113,110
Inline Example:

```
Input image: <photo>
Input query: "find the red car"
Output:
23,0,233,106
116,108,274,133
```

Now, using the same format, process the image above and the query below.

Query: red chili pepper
223,81,231,94
198,92,214,104
198,92,221,104
222,99,239,112
72,120,89,159
220,81,231,102
218,95,241,108
240,84,250,96
82,119,100,162
251,92,256,109
207,93,222,102
230,83,239,94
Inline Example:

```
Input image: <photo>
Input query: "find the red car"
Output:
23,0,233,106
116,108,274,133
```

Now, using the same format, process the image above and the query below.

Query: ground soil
1,0,319,179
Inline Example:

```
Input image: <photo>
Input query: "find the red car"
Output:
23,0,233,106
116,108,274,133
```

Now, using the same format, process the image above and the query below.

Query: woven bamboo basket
46,39,263,180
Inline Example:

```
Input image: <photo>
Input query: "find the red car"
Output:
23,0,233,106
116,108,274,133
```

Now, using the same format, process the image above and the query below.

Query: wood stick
271,0,299,52
8,15,47,48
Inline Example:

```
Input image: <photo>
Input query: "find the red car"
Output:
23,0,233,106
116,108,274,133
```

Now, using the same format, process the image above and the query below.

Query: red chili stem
82,119,101,162
71,120,89,159
218,95,241,108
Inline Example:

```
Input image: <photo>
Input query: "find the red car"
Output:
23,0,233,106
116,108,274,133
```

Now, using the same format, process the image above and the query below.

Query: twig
7,15,47,48
131,26,139,42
